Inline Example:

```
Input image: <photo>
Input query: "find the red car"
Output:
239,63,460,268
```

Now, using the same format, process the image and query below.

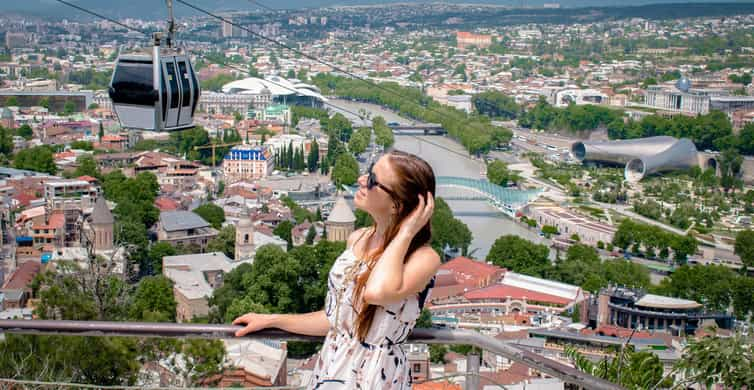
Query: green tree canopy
13,145,57,174
486,235,550,277
486,160,520,187
128,275,177,322
734,229,754,271
207,225,236,259
331,153,359,187
193,203,226,230
431,197,473,256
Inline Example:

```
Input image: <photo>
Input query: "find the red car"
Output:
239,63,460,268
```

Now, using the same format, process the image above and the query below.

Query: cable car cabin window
189,62,200,115
110,61,157,105
165,62,180,109
161,69,168,122
178,61,191,107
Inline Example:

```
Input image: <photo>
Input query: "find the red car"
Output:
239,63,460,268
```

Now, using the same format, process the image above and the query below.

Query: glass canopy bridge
345,176,543,217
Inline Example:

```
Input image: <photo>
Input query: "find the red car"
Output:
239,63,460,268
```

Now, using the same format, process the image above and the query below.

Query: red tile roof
13,192,37,207
439,256,504,285
76,175,98,183
154,197,180,211
3,261,42,290
32,212,65,230
464,284,572,305
101,135,125,142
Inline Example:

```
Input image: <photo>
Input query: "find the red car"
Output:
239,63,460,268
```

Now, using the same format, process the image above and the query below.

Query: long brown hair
352,150,436,342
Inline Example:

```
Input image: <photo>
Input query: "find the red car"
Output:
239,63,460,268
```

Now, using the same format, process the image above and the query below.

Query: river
327,99,544,259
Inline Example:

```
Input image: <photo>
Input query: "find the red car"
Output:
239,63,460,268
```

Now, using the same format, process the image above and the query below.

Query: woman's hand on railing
232,312,275,337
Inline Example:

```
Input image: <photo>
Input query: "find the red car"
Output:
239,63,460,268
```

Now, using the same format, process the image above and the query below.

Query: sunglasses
367,162,398,199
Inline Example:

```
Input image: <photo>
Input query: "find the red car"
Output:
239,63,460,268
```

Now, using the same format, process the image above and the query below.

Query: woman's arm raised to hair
363,193,441,306
234,310,330,337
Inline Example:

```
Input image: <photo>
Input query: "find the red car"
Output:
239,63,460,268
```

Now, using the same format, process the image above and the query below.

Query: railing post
465,352,480,390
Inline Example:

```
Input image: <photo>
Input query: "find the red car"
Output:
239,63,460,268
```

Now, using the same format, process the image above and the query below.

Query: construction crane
194,142,243,167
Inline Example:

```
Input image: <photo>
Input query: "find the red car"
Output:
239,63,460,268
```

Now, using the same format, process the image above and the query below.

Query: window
413,363,422,373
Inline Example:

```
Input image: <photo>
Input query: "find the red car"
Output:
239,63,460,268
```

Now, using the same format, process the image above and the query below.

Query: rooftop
464,283,573,306
159,211,210,232
162,252,237,300
2,261,42,290
635,294,702,310
439,256,504,284
326,196,355,223
502,272,583,302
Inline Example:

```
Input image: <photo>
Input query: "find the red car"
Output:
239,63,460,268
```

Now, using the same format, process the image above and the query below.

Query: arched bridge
436,177,542,217
388,123,447,135
344,177,542,217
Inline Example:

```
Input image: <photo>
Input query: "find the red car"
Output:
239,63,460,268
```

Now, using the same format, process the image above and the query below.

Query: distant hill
5,0,754,19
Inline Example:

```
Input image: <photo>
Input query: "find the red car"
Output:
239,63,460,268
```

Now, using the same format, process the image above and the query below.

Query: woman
233,150,441,389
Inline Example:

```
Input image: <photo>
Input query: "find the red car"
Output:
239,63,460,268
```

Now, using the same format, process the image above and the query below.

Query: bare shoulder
407,245,442,269
346,227,371,249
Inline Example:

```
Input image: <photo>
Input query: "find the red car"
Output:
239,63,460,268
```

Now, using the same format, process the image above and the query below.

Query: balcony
0,319,623,389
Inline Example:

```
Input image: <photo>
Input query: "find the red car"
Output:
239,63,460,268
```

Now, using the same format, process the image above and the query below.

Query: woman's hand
398,192,434,238
232,312,275,337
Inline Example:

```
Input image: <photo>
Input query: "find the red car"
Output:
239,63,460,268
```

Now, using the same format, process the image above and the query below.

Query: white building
162,252,241,322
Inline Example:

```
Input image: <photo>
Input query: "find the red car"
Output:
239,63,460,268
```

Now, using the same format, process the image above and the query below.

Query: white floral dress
307,246,435,389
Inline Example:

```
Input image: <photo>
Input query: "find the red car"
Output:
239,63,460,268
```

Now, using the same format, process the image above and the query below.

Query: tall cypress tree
308,141,319,172
287,141,294,170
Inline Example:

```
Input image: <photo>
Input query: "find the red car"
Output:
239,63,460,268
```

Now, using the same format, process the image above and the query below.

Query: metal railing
0,320,623,390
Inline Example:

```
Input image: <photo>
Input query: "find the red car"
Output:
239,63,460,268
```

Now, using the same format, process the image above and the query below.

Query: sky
3,0,751,19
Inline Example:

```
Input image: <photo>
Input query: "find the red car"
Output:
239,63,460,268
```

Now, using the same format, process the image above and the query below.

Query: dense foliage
311,73,512,155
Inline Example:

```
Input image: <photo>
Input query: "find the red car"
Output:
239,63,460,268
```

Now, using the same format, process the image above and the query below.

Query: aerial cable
52,0,150,36
247,0,277,13
50,0,377,124
174,0,507,144
49,0,496,162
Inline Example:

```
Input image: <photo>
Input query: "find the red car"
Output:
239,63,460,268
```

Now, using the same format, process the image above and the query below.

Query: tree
653,265,736,312
327,113,353,142
472,91,520,120
331,153,359,187
193,203,226,230
13,145,57,174
486,235,550,277
307,140,320,172
63,100,76,115
70,140,94,151
549,244,603,291
677,331,754,389
541,225,559,238
128,276,177,322
734,229,754,271
39,97,50,109
372,116,395,149
431,197,473,256
0,126,13,155
486,160,520,187
565,345,671,389
207,225,236,259
148,242,177,275
415,309,432,328
16,123,33,140
73,155,100,179
429,345,448,364
305,225,317,245
5,96,18,106
273,220,294,249
241,244,301,313
348,127,370,156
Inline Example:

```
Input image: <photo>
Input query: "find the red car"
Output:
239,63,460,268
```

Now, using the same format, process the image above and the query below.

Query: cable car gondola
108,0,200,132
